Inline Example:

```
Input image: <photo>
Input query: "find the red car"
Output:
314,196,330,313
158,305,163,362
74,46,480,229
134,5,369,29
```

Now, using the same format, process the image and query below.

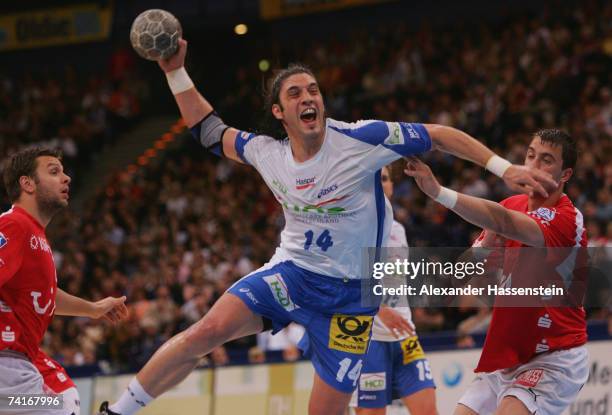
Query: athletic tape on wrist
166,67,194,95
486,155,512,178
435,187,458,209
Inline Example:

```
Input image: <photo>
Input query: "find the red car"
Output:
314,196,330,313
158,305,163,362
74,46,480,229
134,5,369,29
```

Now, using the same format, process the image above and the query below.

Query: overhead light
234,24,248,35
259,59,270,72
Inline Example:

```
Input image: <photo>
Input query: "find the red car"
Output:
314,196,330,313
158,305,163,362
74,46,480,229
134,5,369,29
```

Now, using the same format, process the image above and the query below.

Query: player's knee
403,390,438,415
308,398,347,415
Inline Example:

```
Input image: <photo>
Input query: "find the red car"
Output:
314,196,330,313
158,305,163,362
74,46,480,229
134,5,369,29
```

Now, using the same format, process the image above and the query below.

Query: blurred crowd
0,52,146,190
0,1,610,371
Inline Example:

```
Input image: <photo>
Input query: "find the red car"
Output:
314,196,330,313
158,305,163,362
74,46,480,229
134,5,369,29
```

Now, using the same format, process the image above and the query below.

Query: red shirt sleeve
0,219,26,288
527,206,576,248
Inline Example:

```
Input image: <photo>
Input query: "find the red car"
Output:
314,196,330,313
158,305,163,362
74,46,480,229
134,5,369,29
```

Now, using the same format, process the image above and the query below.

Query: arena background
0,0,610,413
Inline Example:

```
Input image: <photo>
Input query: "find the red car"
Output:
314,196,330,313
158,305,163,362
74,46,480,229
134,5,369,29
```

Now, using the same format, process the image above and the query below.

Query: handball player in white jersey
99,38,556,415
404,130,589,415
349,165,437,414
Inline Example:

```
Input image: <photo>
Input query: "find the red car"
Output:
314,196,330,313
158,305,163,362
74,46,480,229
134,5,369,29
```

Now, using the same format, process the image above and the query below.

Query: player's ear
560,167,573,184
19,176,36,195
271,103,284,121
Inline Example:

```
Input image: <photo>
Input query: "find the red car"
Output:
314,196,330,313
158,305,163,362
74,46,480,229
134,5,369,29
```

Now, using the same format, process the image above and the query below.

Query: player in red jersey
404,129,588,415
34,349,81,415
0,147,128,413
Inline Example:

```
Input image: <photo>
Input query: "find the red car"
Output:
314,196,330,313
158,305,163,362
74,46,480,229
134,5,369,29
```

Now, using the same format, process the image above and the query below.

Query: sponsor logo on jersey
535,340,549,353
0,232,7,249
239,131,253,140
530,207,556,223
400,336,425,364
317,184,338,199
442,362,463,387
328,314,373,354
359,372,386,391
272,179,288,195
405,124,420,139
264,274,298,311
537,313,552,328
31,291,52,315
1,326,15,342
282,201,346,215
385,122,408,146
295,176,316,190
385,122,403,145
30,235,51,253
514,369,544,388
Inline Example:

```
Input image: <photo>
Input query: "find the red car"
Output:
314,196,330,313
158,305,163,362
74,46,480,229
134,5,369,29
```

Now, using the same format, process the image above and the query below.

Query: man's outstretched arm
158,38,243,163
404,157,545,247
423,124,557,198
55,289,128,323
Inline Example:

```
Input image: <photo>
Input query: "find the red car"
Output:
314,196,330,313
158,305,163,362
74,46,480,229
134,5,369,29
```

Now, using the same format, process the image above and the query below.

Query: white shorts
458,345,589,415
0,353,72,414
61,386,80,415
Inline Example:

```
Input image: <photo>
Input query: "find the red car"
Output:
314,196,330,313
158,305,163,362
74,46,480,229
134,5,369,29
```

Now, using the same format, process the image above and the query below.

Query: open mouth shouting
300,107,318,125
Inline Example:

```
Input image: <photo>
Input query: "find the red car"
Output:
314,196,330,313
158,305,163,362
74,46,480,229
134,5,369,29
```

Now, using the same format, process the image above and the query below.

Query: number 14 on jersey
304,229,334,251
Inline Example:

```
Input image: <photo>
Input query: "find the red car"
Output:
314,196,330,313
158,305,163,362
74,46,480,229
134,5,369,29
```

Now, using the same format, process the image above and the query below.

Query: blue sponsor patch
0,232,7,249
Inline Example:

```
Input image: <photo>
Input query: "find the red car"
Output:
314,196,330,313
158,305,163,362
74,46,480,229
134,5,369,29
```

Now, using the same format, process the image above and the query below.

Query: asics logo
317,184,338,198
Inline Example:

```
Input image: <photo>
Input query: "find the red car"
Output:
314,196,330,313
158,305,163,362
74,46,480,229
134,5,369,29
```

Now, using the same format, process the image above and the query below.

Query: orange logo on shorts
514,369,544,388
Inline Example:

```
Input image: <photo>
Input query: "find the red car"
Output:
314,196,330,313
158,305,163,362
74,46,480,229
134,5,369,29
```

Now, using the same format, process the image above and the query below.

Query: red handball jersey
34,349,75,394
475,194,587,373
0,206,57,361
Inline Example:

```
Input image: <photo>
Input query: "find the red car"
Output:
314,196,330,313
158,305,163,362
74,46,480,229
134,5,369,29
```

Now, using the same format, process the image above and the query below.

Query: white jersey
235,118,431,279
371,219,415,341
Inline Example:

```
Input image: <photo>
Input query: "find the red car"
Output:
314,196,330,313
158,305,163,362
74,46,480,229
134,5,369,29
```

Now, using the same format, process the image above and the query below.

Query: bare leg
136,293,263,397
401,387,437,415
354,406,386,415
494,396,531,415
453,403,479,415
309,373,353,415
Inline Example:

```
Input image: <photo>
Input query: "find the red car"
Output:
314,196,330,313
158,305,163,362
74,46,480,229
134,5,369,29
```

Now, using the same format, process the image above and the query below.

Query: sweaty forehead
282,73,318,91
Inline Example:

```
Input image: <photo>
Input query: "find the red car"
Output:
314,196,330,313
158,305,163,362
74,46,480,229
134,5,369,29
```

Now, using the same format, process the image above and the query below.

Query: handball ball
130,9,182,61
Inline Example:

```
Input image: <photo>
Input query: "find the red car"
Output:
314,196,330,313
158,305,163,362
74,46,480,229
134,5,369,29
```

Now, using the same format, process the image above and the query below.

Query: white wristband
435,187,458,209
165,67,194,95
485,155,512,178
